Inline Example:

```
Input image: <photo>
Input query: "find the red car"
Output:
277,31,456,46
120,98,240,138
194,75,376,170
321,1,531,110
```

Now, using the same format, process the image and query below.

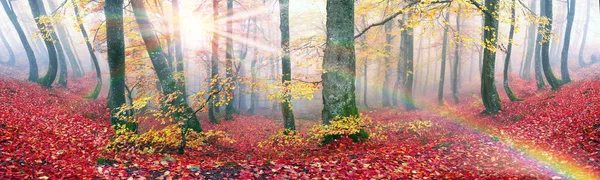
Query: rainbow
419,102,599,180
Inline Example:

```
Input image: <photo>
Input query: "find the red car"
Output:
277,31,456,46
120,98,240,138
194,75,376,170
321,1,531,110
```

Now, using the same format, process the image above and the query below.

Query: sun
179,9,211,44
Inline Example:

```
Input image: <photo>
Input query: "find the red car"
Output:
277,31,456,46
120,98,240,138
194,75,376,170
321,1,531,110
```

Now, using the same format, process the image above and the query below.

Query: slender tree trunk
28,0,58,88
224,0,235,120
560,0,575,83
541,0,562,89
481,0,502,113
382,20,393,107
438,11,450,105
248,19,258,115
423,38,431,92
48,0,82,78
321,0,358,124
504,0,522,101
105,0,135,131
519,30,527,77
208,0,220,123
34,0,68,87
132,0,201,132
0,30,16,67
451,5,460,104
66,31,85,74
521,0,537,80
73,2,102,99
363,57,368,108
534,30,546,90
402,13,417,111
578,0,591,68
1,0,38,81
237,19,251,112
279,0,295,130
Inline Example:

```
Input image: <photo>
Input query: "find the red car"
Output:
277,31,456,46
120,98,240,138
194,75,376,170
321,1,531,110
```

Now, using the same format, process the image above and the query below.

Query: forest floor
1,65,600,179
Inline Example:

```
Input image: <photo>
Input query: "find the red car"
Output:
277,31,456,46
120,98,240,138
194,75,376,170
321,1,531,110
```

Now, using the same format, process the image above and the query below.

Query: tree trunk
504,0,522,102
279,0,295,130
0,30,16,67
132,0,201,132
34,0,68,87
1,0,38,81
438,11,450,105
208,0,220,123
224,0,235,120
541,0,562,89
521,0,537,80
105,0,136,131
402,14,417,111
560,0,575,83
73,2,102,99
381,20,393,107
423,38,431,93
28,0,58,88
451,5,460,104
48,0,82,78
481,0,502,113
321,0,358,124
578,0,591,68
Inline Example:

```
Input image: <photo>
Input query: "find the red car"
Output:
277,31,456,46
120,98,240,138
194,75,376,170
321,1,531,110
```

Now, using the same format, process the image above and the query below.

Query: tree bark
0,30,16,67
224,0,235,120
481,0,502,113
105,0,135,131
401,13,417,111
521,0,537,80
208,0,220,123
279,0,295,130
132,0,201,132
34,0,68,87
381,20,393,107
73,1,102,99
560,0,575,83
540,0,562,89
321,0,358,124
438,11,450,105
504,0,522,102
578,0,591,68
48,0,82,78
28,0,58,88
451,5,460,104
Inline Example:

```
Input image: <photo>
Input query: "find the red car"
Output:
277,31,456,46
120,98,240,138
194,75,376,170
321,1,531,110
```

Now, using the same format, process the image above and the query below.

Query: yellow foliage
107,124,234,153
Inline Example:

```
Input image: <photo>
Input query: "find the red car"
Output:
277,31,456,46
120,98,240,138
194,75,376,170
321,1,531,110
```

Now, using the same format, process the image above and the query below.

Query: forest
1,0,600,179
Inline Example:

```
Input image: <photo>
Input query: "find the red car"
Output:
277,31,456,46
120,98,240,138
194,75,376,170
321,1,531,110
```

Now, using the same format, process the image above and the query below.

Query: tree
321,0,358,124
48,0,83,78
208,0,220,123
521,0,536,80
173,0,183,73
534,26,545,90
131,0,202,132
438,11,450,105
27,0,58,88
73,0,102,99
105,0,134,130
1,0,38,81
0,30,15,67
451,5,461,104
540,0,562,89
35,0,68,87
480,0,501,113
279,0,295,130
560,0,575,83
224,0,235,120
381,19,393,107
578,0,591,68
401,13,417,111
503,0,522,101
